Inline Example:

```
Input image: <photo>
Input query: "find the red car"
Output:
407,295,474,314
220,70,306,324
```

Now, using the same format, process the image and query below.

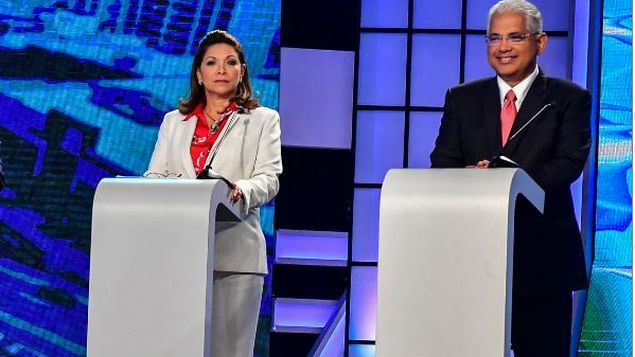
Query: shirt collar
496,65,539,110
183,102,205,121
183,102,240,121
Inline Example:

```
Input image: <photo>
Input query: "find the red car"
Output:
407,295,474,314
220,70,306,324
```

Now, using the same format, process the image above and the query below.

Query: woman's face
197,43,245,100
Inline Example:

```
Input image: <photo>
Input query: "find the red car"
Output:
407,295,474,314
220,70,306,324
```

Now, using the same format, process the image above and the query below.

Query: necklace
204,108,224,134
210,119,222,134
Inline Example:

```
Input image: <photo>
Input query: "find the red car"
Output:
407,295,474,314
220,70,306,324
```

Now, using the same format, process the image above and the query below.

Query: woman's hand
230,184,243,203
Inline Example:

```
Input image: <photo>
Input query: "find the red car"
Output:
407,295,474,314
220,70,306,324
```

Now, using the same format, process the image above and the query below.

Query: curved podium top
88,178,241,357
377,168,544,357
93,177,242,223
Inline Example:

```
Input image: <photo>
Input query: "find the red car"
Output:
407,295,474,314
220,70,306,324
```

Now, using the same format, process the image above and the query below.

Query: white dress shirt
496,65,540,111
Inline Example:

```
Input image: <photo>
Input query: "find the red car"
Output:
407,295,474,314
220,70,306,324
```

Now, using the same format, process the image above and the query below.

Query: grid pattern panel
357,33,409,106
538,36,571,79
465,34,498,81
349,344,377,356
408,112,443,168
279,48,355,149
413,0,462,29
349,266,378,341
354,111,406,183
361,0,409,28
410,34,462,107
350,0,574,351
466,0,571,30
352,188,382,262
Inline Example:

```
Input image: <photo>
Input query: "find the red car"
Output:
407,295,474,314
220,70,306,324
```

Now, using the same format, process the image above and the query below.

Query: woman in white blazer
145,30,282,357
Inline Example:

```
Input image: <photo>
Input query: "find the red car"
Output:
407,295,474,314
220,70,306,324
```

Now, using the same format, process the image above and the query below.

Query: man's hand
466,160,490,169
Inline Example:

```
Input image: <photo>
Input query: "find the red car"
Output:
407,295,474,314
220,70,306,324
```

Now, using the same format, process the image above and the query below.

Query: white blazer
145,106,282,274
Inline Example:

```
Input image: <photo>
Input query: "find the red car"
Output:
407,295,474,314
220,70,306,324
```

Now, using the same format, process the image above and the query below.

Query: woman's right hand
230,184,243,203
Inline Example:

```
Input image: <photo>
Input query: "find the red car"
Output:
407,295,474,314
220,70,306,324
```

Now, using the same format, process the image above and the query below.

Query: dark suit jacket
430,73,591,295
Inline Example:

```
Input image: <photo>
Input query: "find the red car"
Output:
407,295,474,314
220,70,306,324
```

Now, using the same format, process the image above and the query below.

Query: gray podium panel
87,178,240,357
376,169,544,357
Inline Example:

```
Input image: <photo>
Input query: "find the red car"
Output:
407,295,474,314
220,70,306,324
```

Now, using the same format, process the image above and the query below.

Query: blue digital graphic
0,1,280,356
579,0,632,355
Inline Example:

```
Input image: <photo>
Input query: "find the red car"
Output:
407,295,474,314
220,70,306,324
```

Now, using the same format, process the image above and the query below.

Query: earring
198,79,203,85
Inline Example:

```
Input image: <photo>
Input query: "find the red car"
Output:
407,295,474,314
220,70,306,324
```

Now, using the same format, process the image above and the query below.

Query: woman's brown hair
178,30,259,114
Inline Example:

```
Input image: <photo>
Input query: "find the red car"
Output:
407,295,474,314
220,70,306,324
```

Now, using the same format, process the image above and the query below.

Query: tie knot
505,90,516,102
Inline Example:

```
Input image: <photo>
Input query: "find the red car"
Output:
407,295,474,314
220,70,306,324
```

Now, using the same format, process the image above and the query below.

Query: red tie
500,90,517,145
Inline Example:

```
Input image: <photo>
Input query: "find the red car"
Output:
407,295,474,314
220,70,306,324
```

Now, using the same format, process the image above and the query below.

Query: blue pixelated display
0,1,279,356
579,0,632,355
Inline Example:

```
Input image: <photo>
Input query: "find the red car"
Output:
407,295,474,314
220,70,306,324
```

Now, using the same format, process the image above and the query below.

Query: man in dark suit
430,0,591,356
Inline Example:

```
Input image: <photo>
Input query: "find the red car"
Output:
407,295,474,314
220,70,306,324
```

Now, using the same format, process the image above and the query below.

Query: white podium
87,178,241,357
376,168,544,357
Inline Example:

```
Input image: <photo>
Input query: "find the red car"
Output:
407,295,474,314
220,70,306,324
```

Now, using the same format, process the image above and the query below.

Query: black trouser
511,292,572,357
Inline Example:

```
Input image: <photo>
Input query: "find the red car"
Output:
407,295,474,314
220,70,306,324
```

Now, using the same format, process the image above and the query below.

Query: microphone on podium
489,101,557,168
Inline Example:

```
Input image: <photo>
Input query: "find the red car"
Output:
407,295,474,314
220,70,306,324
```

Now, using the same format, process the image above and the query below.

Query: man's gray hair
487,0,543,35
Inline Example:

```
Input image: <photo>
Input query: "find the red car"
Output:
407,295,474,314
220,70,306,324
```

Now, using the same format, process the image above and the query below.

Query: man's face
487,12,547,87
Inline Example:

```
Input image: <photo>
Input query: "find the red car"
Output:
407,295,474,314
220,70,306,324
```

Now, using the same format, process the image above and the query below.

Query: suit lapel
503,74,548,156
205,110,242,167
181,117,197,178
483,78,502,155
